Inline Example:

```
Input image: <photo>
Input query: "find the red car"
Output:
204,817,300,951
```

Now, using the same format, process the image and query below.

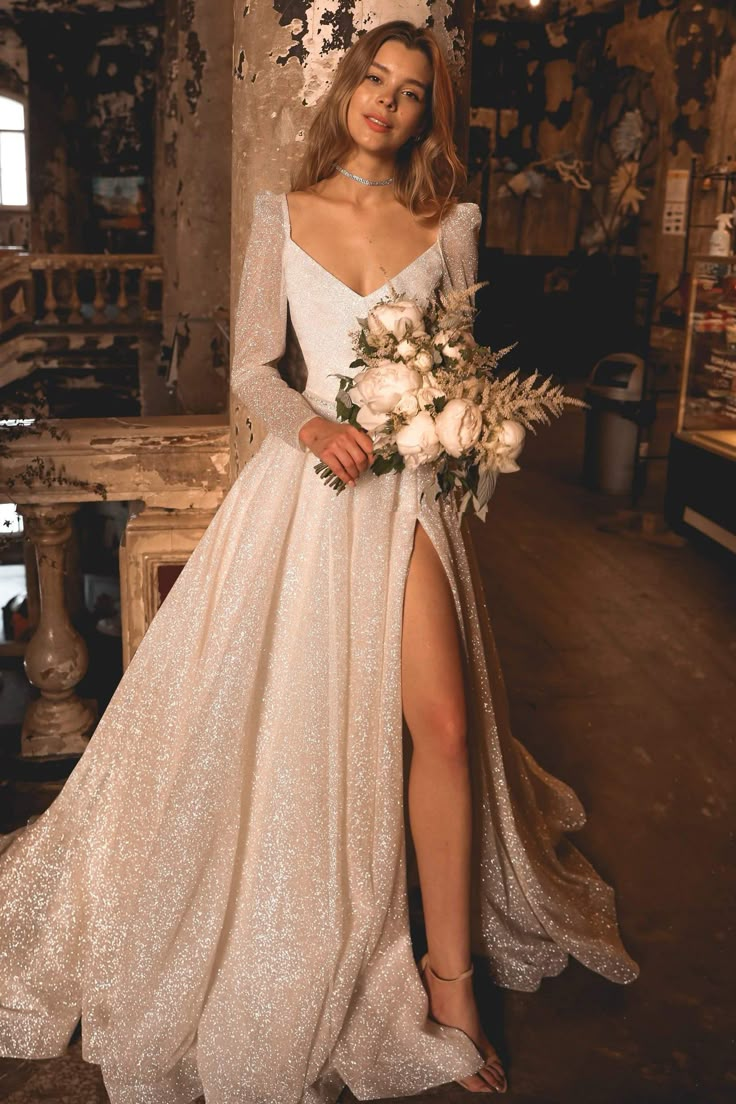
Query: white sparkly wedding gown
0,191,639,1104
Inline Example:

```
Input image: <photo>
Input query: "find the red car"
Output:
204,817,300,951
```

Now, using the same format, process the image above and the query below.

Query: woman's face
345,39,433,159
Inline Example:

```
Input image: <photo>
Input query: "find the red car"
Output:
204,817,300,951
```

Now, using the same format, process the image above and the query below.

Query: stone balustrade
0,251,163,334
1,414,230,759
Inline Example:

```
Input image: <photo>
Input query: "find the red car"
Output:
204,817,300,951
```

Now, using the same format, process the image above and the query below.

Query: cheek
348,83,369,115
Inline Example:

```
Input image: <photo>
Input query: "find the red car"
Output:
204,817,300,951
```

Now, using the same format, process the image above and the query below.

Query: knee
411,703,468,764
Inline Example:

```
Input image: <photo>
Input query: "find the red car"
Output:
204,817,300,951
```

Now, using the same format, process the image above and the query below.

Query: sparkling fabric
0,190,639,1104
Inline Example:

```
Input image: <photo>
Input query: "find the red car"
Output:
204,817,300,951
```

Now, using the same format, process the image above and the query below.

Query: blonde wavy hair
291,20,466,219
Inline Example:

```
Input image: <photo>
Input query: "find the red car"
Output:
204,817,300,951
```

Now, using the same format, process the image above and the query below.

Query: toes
459,1072,495,1093
478,1068,504,1092
479,1057,507,1093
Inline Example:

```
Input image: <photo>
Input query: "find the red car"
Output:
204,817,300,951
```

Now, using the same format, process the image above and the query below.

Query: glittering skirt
0,395,639,1104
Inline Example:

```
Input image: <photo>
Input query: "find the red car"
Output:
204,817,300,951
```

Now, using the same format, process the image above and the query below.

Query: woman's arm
441,202,482,294
230,191,317,453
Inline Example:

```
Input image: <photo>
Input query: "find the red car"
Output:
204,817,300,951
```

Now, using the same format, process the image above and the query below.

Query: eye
403,89,420,100
365,73,380,83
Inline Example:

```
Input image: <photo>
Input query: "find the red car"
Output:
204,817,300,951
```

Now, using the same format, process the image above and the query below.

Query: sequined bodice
230,190,484,455
283,216,445,406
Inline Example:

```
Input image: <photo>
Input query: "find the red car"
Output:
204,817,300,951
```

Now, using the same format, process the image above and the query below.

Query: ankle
425,950,474,983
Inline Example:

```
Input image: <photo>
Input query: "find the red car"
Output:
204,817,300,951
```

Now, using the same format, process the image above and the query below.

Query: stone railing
0,251,163,337
1,414,230,760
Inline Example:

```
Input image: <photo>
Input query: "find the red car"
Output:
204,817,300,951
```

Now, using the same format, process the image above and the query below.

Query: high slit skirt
0,392,639,1104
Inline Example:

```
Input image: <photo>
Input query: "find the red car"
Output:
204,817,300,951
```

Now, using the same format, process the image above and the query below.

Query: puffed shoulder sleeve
440,202,482,295
230,190,316,453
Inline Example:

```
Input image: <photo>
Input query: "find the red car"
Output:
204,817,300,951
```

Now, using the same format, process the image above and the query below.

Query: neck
338,150,396,184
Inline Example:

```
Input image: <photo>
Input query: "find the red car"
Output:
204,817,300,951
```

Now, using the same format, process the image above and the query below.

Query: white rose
416,385,446,410
395,411,442,469
433,328,475,361
367,300,424,340
435,398,483,457
413,350,433,373
396,338,418,361
349,361,422,414
395,392,420,418
490,419,526,472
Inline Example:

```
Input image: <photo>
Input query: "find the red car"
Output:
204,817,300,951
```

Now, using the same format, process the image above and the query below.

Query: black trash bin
582,354,645,495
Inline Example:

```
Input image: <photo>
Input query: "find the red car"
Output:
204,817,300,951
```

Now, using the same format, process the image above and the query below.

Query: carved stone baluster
42,264,58,324
68,261,83,324
117,263,129,322
19,503,97,758
93,263,106,322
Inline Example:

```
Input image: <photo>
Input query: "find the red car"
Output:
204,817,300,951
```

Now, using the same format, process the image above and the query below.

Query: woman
0,19,638,1104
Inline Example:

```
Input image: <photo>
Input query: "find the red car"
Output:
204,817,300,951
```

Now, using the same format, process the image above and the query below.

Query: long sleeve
440,201,482,294
230,190,317,453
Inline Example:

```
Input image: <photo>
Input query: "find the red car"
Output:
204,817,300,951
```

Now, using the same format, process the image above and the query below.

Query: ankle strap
428,959,474,983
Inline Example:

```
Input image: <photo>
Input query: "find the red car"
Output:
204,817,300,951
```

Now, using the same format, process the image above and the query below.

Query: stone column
229,0,474,476
19,503,97,759
154,0,234,416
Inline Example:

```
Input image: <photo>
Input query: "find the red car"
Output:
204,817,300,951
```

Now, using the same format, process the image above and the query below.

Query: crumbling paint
669,1,735,154
265,0,467,108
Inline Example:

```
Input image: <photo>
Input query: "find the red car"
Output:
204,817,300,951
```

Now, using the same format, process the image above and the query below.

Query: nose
377,88,396,110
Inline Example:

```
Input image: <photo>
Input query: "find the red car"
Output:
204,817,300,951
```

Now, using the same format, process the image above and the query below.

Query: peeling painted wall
470,0,736,303
0,10,161,253
155,0,232,416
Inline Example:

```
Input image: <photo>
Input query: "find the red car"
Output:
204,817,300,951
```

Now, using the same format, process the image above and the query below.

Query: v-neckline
282,194,445,301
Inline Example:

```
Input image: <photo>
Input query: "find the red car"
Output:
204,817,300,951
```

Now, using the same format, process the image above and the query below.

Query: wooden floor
1,400,734,1103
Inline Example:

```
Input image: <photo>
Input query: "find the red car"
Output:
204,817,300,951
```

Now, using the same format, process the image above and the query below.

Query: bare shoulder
285,184,335,224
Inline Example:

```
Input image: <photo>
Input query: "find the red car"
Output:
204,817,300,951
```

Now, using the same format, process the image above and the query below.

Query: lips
364,114,392,132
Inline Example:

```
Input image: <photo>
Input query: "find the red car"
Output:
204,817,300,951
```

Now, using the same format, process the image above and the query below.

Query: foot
419,954,507,1094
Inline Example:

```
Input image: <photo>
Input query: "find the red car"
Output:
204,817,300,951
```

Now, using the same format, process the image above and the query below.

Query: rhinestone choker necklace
334,164,394,187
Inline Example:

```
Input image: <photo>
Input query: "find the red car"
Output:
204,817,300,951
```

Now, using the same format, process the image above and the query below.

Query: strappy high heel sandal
418,952,508,1094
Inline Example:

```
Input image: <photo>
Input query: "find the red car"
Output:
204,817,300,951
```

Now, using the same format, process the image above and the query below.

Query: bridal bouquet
314,282,585,521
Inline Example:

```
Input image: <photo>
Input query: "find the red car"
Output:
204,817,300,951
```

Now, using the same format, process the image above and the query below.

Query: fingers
323,426,374,487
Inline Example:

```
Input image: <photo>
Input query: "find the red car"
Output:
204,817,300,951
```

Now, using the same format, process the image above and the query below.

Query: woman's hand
299,416,374,487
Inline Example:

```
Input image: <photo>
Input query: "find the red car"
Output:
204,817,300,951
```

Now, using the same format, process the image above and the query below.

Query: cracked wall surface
469,0,736,300
0,11,160,253
155,0,232,416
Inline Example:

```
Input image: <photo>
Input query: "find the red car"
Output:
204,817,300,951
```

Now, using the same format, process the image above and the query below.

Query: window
0,93,28,208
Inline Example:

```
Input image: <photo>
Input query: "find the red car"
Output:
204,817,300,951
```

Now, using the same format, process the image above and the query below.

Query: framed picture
91,175,147,231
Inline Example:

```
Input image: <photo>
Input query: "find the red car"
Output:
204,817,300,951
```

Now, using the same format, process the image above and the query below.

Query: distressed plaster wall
155,0,233,416
470,0,736,306
230,0,475,472
1,8,160,253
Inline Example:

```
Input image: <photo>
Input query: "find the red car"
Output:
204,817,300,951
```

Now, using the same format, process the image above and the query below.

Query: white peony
367,300,424,340
435,398,483,457
489,419,526,472
355,404,390,433
349,361,422,414
395,411,442,469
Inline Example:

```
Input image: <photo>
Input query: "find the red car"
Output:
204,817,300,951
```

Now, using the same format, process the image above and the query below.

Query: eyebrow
370,60,428,90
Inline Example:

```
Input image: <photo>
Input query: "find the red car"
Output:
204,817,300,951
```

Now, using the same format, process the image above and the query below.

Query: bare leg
402,521,506,1093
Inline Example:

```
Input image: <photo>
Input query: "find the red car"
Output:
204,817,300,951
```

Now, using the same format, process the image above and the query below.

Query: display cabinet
665,254,736,553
